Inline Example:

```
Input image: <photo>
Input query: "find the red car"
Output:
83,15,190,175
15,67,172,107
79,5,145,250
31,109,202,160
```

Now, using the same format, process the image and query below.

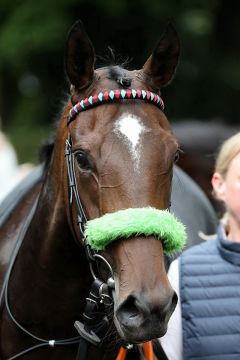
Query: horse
0,20,216,360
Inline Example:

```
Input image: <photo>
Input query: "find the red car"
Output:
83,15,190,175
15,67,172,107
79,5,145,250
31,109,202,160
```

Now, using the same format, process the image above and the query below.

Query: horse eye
174,150,180,163
75,151,91,171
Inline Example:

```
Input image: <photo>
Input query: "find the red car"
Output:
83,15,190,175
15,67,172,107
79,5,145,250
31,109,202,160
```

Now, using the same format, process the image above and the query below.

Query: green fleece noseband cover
84,207,186,255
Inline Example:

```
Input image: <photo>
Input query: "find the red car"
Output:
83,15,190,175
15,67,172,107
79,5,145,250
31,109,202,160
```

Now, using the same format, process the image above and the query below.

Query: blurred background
0,0,240,206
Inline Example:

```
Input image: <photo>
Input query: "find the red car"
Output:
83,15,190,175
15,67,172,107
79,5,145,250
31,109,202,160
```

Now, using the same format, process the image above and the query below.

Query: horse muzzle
114,288,178,343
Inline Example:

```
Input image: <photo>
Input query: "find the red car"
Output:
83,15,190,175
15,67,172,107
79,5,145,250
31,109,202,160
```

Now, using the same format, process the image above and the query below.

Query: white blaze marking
114,113,149,171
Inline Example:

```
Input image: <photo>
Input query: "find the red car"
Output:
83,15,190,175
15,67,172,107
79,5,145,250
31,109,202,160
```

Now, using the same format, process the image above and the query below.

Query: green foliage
6,95,50,163
0,1,68,67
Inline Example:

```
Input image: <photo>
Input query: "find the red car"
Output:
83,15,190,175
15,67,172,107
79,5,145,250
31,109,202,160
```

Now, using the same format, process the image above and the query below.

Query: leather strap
116,341,154,360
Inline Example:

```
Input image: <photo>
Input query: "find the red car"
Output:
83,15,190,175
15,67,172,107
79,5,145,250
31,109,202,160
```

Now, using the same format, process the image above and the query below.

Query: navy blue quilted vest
180,225,240,360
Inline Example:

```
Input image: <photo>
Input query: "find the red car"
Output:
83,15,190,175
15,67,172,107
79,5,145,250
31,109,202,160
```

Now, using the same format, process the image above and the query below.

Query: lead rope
116,342,154,360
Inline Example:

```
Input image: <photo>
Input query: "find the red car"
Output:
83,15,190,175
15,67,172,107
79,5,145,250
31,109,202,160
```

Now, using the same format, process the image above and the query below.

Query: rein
1,199,82,360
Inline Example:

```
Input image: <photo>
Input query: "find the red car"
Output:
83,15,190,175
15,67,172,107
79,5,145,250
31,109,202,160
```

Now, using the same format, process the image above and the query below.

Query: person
0,130,33,203
160,132,240,360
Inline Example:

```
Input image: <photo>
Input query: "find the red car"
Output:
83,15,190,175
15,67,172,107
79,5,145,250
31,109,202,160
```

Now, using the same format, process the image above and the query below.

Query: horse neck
29,103,79,267
8,104,93,337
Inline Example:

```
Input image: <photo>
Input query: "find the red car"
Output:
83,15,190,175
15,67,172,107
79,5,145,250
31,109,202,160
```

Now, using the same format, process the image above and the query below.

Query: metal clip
99,283,113,306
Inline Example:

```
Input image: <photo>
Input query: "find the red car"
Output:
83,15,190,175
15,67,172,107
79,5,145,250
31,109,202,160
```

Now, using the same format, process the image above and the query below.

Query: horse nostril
172,291,178,309
116,294,150,328
123,296,138,319
116,291,178,329
115,290,178,341
163,290,178,322
168,290,178,313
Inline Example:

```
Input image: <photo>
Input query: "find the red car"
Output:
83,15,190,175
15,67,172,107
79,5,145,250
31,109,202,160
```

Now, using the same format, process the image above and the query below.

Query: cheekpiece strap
67,89,164,125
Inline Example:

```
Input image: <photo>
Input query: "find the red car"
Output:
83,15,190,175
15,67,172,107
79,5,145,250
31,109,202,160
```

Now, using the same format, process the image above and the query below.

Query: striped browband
67,89,164,125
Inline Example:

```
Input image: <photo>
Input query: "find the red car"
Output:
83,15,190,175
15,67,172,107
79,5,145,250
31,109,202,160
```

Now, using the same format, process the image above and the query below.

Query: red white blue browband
67,89,164,125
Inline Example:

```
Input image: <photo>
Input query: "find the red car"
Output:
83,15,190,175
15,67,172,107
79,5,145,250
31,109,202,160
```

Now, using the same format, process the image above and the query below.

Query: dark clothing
180,225,240,360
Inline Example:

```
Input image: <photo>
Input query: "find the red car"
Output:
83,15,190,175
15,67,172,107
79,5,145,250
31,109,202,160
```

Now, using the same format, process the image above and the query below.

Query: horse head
63,20,182,344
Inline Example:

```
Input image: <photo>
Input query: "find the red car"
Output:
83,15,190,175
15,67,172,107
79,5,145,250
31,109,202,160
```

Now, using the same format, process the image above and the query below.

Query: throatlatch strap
116,342,154,360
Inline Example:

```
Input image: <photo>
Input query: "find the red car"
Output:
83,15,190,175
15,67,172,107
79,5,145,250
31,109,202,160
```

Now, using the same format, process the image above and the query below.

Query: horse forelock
107,66,129,82
95,48,133,87
96,47,131,70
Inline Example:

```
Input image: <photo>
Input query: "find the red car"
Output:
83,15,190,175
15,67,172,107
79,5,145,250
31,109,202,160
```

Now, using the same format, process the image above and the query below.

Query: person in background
160,132,240,360
0,131,33,203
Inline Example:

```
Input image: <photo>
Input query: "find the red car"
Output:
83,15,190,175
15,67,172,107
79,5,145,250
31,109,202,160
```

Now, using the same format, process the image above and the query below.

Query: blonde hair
213,132,240,229
215,132,240,177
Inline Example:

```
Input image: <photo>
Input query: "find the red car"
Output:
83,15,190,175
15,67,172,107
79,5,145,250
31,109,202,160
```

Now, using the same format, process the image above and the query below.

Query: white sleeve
159,259,183,360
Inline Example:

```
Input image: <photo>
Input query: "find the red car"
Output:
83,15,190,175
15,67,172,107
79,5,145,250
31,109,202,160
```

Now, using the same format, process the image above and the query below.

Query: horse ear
65,20,95,90
143,23,180,88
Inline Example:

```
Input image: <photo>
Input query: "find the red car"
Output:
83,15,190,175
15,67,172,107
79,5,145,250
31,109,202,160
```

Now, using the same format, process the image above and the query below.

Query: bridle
65,88,165,265
65,87,164,247
65,88,165,281
2,89,166,360
65,88,165,360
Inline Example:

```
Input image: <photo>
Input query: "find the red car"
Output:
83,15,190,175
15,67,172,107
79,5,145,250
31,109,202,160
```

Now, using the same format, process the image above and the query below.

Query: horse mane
39,137,55,168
